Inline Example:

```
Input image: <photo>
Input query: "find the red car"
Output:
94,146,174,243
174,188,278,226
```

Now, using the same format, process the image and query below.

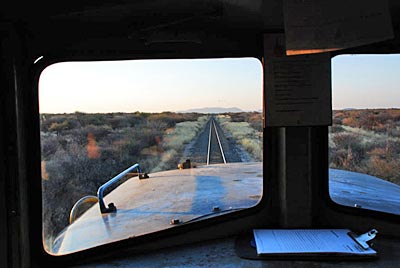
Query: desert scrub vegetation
151,116,208,172
329,109,400,185
216,113,262,161
41,111,204,248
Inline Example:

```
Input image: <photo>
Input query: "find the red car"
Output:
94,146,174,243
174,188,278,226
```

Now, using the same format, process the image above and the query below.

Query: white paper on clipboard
253,229,377,256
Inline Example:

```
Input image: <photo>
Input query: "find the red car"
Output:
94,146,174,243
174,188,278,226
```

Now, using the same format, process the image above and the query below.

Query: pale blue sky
332,54,400,110
39,58,263,113
39,55,400,113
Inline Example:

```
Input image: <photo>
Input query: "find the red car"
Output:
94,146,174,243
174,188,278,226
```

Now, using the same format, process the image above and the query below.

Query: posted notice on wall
264,51,332,127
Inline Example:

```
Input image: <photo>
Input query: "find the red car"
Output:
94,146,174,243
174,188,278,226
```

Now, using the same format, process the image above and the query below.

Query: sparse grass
216,115,262,161
151,116,208,172
340,125,400,143
40,112,205,249
163,117,208,149
330,109,400,185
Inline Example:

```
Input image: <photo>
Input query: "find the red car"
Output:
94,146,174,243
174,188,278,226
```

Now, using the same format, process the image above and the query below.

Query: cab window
329,54,400,215
39,58,263,254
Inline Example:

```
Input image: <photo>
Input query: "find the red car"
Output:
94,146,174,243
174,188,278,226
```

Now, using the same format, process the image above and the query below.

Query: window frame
29,53,273,265
324,53,400,222
10,49,400,267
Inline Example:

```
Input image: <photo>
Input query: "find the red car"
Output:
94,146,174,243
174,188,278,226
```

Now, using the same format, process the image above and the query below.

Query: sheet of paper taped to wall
283,0,394,55
264,51,332,127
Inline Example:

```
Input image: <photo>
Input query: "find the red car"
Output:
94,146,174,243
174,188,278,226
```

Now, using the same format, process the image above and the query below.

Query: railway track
183,116,244,165
207,118,227,165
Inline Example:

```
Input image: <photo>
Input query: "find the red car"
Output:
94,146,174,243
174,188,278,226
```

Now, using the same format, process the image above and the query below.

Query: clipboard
252,229,378,259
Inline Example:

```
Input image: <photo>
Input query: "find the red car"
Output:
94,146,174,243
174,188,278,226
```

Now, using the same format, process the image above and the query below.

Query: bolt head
212,206,220,212
170,219,180,225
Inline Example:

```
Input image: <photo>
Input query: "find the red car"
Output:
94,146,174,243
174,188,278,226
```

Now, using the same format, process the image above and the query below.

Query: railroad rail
206,118,227,165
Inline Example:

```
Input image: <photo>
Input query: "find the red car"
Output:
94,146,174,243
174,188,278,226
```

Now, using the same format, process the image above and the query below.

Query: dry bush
151,116,208,172
332,117,342,125
41,135,62,159
342,117,358,128
337,109,400,132
330,125,345,133
223,112,263,132
390,110,400,121
330,109,400,186
331,132,362,148
330,132,366,169
368,140,400,161
217,116,262,161
333,111,344,117
40,112,205,247
366,157,400,184
330,147,363,170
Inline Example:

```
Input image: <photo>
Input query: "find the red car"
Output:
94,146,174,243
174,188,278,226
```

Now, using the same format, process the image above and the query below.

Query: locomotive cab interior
1,0,400,267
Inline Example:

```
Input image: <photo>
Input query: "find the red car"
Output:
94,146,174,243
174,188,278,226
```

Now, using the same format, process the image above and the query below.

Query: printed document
253,229,376,255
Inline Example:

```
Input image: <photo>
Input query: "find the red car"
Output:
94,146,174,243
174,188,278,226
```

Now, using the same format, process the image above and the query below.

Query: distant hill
178,107,244,114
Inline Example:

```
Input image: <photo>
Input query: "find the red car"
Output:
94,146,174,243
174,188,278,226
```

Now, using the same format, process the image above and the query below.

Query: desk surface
71,235,400,268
